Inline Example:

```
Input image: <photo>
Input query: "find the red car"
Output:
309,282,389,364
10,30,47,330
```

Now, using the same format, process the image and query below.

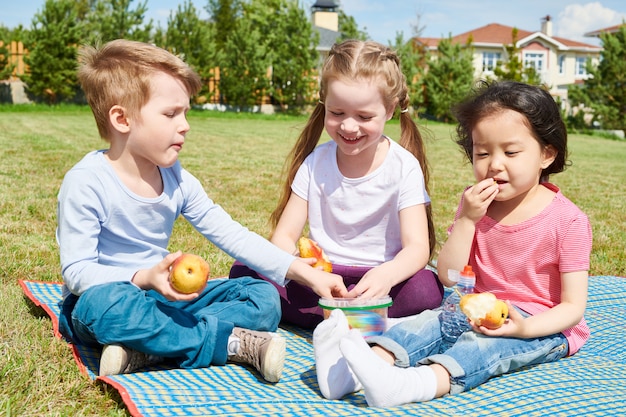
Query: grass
0,105,624,415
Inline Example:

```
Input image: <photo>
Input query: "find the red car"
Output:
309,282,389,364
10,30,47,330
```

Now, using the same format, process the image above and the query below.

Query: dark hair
452,80,569,180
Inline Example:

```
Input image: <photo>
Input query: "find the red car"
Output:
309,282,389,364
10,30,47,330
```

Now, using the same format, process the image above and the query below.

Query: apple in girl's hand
297,237,332,272
169,253,210,294
460,292,508,329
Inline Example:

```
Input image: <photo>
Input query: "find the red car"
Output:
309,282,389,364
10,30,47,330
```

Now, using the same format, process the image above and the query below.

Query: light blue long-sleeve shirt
57,150,294,298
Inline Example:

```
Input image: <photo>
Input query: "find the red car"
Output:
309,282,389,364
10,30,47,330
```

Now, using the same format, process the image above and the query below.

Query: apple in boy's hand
169,253,210,294
460,292,508,329
297,237,332,272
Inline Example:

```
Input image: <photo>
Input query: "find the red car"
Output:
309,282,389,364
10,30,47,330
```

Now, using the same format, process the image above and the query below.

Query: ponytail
399,110,436,261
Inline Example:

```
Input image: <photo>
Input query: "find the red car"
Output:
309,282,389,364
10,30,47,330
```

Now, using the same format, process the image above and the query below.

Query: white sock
340,335,437,408
313,309,362,399
227,335,240,356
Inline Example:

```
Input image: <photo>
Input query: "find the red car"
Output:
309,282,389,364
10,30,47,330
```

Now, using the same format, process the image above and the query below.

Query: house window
523,52,545,72
575,57,588,76
482,52,501,72
558,55,565,75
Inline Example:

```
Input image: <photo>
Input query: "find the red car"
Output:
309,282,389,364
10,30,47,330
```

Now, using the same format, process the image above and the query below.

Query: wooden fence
0,41,278,107
1,41,27,80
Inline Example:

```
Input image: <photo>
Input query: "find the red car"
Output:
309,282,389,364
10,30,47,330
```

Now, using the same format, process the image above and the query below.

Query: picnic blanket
19,276,626,416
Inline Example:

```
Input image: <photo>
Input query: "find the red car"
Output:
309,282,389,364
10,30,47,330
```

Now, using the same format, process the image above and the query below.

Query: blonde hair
77,39,202,140
270,39,436,258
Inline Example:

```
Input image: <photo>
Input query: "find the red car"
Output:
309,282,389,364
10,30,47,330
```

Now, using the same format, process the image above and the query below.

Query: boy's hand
460,178,499,224
131,251,201,301
305,268,348,299
287,259,348,299
298,256,318,267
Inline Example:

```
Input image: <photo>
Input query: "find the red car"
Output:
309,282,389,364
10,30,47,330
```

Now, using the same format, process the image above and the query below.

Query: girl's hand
460,178,499,224
131,251,201,301
346,267,392,299
476,271,588,339
470,301,524,337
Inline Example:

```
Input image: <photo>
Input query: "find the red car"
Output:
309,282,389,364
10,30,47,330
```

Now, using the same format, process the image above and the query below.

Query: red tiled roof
417,22,600,50
451,23,533,45
585,23,626,37
414,37,441,48
551,35,600,49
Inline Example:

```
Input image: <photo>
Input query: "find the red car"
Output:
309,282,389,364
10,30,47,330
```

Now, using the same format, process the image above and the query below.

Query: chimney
541,15,553,36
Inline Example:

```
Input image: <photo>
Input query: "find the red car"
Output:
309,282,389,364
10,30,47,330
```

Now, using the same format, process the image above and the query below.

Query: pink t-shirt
450,183,592,354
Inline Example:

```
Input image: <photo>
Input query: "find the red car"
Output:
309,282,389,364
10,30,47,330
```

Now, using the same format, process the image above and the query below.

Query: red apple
169,253,210,294
297,237,332,272
460,292,509,329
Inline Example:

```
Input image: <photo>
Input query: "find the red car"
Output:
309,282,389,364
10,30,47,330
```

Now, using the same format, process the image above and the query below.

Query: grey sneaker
229,328,286,383
99,344,162,376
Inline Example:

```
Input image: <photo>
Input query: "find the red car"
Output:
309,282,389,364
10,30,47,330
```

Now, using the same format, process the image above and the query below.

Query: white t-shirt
292,137,430,266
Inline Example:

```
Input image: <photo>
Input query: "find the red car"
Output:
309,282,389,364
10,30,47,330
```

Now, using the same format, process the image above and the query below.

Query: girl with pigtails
230,39,443,328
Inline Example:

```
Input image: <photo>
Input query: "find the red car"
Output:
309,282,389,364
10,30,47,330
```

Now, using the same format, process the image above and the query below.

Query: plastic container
318,296,393,337
440,265,476,351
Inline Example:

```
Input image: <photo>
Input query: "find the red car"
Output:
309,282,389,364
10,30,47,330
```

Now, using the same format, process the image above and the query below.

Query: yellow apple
460,292,508,329
169,253,210,294
297,237,332,272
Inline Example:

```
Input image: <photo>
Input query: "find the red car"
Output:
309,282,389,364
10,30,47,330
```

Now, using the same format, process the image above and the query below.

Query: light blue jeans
367,308,568,394
58,278,281,368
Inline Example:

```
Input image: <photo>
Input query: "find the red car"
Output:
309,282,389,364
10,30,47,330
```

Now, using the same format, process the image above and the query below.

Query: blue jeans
58,278,280,368
367,308,568,394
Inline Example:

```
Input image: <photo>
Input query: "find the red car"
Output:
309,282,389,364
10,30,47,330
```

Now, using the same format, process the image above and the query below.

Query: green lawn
0,106,624,415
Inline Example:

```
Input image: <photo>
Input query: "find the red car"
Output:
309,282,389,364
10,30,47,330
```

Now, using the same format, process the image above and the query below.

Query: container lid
318,296,393,310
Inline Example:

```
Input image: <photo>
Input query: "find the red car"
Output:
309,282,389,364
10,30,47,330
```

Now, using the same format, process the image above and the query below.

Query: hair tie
318,100,324,105
400,108,409,113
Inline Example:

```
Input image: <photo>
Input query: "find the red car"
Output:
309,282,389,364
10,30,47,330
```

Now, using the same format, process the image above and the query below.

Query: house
311,0,341,63
584,23,626,38
416,16,602,103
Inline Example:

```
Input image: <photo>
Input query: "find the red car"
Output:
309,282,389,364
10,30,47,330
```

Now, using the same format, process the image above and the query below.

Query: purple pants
229,261,444,329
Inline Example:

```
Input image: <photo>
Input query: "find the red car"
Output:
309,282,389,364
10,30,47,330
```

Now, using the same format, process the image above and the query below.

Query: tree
389,14,435,113
2,24,29,45
422,36,474,122
391,32,428,113
0,26,14,81
218,0,318,111
208,0,269,108
493,28,543,86
207,0,241,51
269,0,318,109
83,0,154,44
160,0,219,104
219,15,269,108
246,0,318,110
21,0,83,103
569,26,626,132
338,10,367,41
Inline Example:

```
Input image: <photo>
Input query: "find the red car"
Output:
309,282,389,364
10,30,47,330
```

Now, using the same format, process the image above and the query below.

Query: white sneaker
99,344,162,376
229,328,286,383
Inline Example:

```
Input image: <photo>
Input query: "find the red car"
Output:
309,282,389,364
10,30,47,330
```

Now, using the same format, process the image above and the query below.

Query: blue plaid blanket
19,276,626,416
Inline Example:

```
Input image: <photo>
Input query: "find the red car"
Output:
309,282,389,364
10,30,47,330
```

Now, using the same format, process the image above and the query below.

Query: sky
2,0,625,46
